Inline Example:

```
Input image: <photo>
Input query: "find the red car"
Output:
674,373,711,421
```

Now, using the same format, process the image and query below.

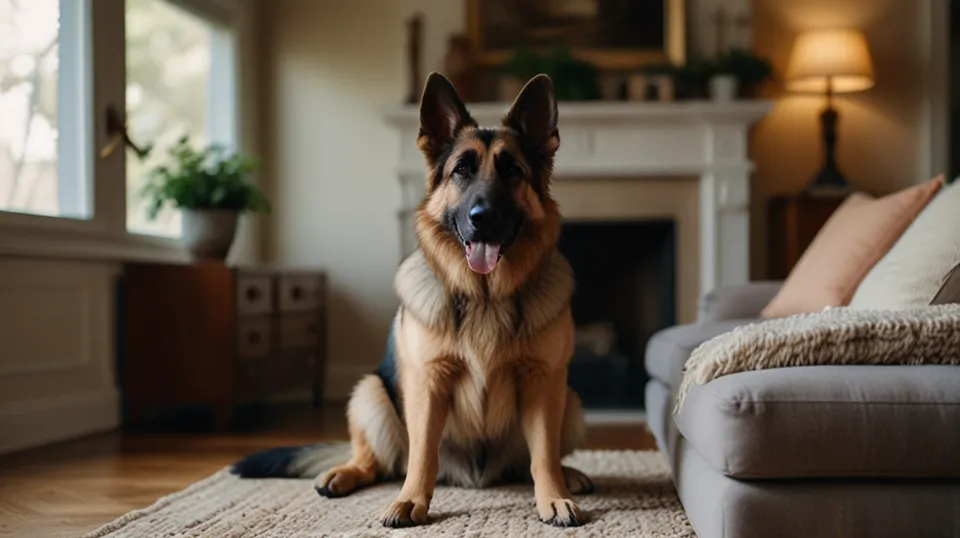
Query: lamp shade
786,29,875,93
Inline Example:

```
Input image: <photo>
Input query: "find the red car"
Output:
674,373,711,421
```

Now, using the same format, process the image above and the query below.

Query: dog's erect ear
503,74,559,155
418,72,476,160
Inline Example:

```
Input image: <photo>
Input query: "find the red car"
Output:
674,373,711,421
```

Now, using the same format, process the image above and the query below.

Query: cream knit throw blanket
675,304,960,412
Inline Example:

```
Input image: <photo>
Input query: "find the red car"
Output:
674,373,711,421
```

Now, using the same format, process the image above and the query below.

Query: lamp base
804,162,854,198
802,102,853,197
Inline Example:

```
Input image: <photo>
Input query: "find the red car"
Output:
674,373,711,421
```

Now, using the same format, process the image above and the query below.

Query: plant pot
709,75,739,102
181,209,239,260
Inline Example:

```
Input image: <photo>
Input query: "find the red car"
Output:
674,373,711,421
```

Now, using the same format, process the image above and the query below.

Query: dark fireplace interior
558,220,676,410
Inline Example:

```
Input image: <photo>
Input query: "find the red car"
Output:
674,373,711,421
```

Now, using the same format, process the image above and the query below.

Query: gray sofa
644,281,960,538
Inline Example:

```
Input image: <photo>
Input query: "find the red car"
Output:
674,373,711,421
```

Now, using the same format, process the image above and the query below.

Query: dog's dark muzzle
454,196,524,274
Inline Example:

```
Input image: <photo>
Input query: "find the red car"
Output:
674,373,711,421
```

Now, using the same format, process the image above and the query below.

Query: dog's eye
454,162,469,176
508,164,523,177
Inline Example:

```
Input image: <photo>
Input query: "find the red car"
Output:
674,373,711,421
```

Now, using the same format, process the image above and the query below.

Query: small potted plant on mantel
711,49,773,100
140,136,269,260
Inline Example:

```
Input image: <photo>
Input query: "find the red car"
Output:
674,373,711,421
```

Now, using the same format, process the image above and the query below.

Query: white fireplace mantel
383,100,773,318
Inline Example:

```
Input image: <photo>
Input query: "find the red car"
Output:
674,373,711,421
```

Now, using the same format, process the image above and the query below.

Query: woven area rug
82,450,693,537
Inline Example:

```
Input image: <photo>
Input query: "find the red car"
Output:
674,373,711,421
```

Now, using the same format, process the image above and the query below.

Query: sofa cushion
851,177,960,309
697,281,783,323
761,176,943,319
644,319,756,388
675,434,960,538
675,365,960,479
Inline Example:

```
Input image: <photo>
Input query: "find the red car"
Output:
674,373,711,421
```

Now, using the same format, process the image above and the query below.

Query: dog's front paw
314,464,373,498
537,497,582,527
381,497,430,528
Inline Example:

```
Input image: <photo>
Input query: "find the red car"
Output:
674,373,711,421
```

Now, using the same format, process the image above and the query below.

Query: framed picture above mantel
466,0,686,71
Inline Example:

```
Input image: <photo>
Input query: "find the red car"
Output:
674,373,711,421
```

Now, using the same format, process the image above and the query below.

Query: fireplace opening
558,220,676,410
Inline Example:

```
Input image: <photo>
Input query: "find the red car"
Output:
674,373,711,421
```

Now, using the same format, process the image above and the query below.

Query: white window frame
0,0,253,263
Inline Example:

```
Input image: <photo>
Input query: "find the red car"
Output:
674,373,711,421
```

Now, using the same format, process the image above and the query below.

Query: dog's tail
230,443,351,479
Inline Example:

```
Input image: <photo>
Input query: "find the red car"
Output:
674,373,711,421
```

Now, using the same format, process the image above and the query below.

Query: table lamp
786,29,874,193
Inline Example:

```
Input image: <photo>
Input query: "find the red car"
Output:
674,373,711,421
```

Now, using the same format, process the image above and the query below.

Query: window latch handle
100,105,150,160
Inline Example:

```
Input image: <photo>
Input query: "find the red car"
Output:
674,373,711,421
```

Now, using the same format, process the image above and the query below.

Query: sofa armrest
697,281,783,323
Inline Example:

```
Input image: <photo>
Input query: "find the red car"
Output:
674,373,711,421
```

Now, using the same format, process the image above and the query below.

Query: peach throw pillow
761,176,944,318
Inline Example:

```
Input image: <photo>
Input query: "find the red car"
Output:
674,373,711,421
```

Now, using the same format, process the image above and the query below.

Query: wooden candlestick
406,13,423,104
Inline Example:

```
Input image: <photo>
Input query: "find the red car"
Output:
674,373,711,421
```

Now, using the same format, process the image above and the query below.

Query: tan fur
317,74,587,529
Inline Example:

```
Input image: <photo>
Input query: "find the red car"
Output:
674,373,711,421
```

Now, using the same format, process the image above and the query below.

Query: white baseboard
0,389,120,456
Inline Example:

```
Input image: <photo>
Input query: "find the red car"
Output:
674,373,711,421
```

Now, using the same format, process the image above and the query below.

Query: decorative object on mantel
444,33,477,102
655,75,675,102
786,29,875,195
625,74,649,101
635,62,678,102
709,72,737,102
405,13,423,104
138,136,269,260
467,0,685,72
632,49,770,102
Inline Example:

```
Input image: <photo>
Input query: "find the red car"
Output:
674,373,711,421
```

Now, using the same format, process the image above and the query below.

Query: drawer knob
291,285,305,301
248,332,261,345
246,286,261,302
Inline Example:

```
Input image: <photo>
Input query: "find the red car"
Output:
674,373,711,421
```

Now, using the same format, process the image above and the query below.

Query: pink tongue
465,242,501,274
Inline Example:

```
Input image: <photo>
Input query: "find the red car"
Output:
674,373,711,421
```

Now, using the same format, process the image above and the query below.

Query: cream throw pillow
761,176,944,318
850,178,960,309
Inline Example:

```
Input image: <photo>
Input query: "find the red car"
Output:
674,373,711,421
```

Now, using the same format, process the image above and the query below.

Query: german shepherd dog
232,72,591,528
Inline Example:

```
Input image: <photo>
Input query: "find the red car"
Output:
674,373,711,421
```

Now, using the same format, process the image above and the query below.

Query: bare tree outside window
0,0,62,217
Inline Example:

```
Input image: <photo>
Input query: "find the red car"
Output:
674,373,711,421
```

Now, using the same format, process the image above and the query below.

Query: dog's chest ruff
394,250,574,341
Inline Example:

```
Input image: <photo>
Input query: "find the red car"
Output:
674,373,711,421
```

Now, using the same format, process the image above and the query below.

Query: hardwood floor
0,404,655,538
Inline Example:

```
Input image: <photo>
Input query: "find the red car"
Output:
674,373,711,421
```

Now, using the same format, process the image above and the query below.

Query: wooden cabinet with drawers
767,194,846,279
119,261,327,429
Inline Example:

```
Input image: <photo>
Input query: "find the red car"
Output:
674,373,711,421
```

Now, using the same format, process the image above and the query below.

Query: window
125,0,236,237
0,0,243,257
0,0,91,219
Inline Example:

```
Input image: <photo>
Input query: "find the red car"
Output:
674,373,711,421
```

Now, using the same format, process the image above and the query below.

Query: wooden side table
119,261,328,429
767,194,846,279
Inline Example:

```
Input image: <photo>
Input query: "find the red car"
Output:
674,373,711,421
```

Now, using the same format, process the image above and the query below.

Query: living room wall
259,0,464,398
258,0,938,399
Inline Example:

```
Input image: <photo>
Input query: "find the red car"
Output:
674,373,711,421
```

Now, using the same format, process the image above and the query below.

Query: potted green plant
672,56,715,100
499,46,600,101
140,136,269,260
542,46,601,101
713,49,773,99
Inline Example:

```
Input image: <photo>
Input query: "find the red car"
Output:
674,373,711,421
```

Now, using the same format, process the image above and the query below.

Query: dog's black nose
469,204,490,226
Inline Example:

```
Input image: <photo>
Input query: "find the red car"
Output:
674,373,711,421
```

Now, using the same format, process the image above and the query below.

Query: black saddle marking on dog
375,322,403,415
